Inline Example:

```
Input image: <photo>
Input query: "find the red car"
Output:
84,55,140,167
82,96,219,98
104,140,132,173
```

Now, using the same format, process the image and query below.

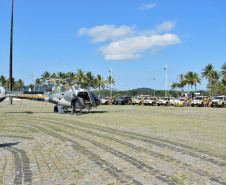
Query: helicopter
0,79,101,114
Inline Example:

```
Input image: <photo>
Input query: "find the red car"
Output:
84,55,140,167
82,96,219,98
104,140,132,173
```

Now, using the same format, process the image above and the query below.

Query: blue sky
0,0,225,91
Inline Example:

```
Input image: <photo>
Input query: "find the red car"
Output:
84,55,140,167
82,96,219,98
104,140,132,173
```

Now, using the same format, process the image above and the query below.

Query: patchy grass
0,101,225,157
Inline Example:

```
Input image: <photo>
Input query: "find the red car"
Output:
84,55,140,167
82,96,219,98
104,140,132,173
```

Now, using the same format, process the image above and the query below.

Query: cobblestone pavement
0,101,225,185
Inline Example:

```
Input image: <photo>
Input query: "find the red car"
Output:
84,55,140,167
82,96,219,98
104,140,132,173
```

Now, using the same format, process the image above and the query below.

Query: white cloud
139,3,157,10
140,21,176,36
151,48,165,55
99,34,181,61
77,21,181,61
77,25,135,43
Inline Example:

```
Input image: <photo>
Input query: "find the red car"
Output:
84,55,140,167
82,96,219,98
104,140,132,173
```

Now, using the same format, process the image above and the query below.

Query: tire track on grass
44,121,226,185
4,147,32,185
24,124,143,185
31,117,225,167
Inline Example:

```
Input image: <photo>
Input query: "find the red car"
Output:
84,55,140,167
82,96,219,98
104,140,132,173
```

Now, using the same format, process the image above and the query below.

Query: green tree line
1,63,225,96
171,63,226,96
0,69,116,96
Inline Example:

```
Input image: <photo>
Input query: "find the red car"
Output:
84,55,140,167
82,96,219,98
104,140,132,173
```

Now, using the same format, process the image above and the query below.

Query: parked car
144,97,156,106
211,96,226,107
101,97,110,105
132,97,142,105
157,97,169,106
168,97,175,105
172,98,180,106
190,96,209,107
172,98,185,107
114,96,132,105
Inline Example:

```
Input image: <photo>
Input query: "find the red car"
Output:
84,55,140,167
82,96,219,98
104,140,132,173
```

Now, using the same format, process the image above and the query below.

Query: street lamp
108,67,113,98
164,64,167,97
153,76,155,96
31,73,36,91
9,0,14,104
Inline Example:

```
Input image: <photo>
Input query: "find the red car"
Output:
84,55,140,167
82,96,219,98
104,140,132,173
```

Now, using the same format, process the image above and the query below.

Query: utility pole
9,0,14,104
31,73,36,91
153,76,155,96
164,64,168,97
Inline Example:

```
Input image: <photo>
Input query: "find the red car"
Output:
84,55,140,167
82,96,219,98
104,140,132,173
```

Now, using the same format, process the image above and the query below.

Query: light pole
108,67,113,98
31,73,36,91
9,0,14,104
153,76,155,96
164,64,167,97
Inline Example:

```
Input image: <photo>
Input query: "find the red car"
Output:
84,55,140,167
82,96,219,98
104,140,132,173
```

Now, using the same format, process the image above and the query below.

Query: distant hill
131,87,154,91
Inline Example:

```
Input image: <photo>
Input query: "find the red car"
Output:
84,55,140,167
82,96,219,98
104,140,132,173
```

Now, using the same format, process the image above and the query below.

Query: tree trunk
187,83,189,94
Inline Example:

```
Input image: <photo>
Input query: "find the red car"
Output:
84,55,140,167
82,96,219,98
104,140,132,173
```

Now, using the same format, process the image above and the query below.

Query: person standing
156,97,158,106
204,97,207,107
132,97,134,105
184,97,188,107
71,94,78,115
189,97,193,107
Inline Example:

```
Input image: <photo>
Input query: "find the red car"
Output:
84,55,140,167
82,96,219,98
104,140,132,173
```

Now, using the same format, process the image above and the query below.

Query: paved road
0,101,225,185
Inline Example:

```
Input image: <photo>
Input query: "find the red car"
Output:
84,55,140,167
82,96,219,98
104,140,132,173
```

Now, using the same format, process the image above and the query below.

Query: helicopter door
88,91,96,107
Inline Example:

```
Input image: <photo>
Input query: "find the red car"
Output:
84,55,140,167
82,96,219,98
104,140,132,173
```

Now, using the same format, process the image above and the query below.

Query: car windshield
148,98,154,100
104,97,109,100
136,98,142,100
194,97,202,100
179,98,184,101
215,97,223,100
161,98,168,100
118,97,123,99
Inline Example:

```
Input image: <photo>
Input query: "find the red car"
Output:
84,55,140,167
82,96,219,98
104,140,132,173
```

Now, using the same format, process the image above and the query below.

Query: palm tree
209,70,220,85
171,82,179,90
178,80,186,95
0,75,7,87
66,72,75,80
41,71,51,84
5,77,15,90
184,71,195,93
221,62,226,77
176,73,184,82
57,72,66,79
96,74,105,96
28,84,34,91
106,75,116,87
50,73,57,79
193,73,202,91
201,64,214,89
221,62,226,87
35,78,42,90
84,71,95,89
75,69,86,87
16,79,24,91
171,82,180,97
